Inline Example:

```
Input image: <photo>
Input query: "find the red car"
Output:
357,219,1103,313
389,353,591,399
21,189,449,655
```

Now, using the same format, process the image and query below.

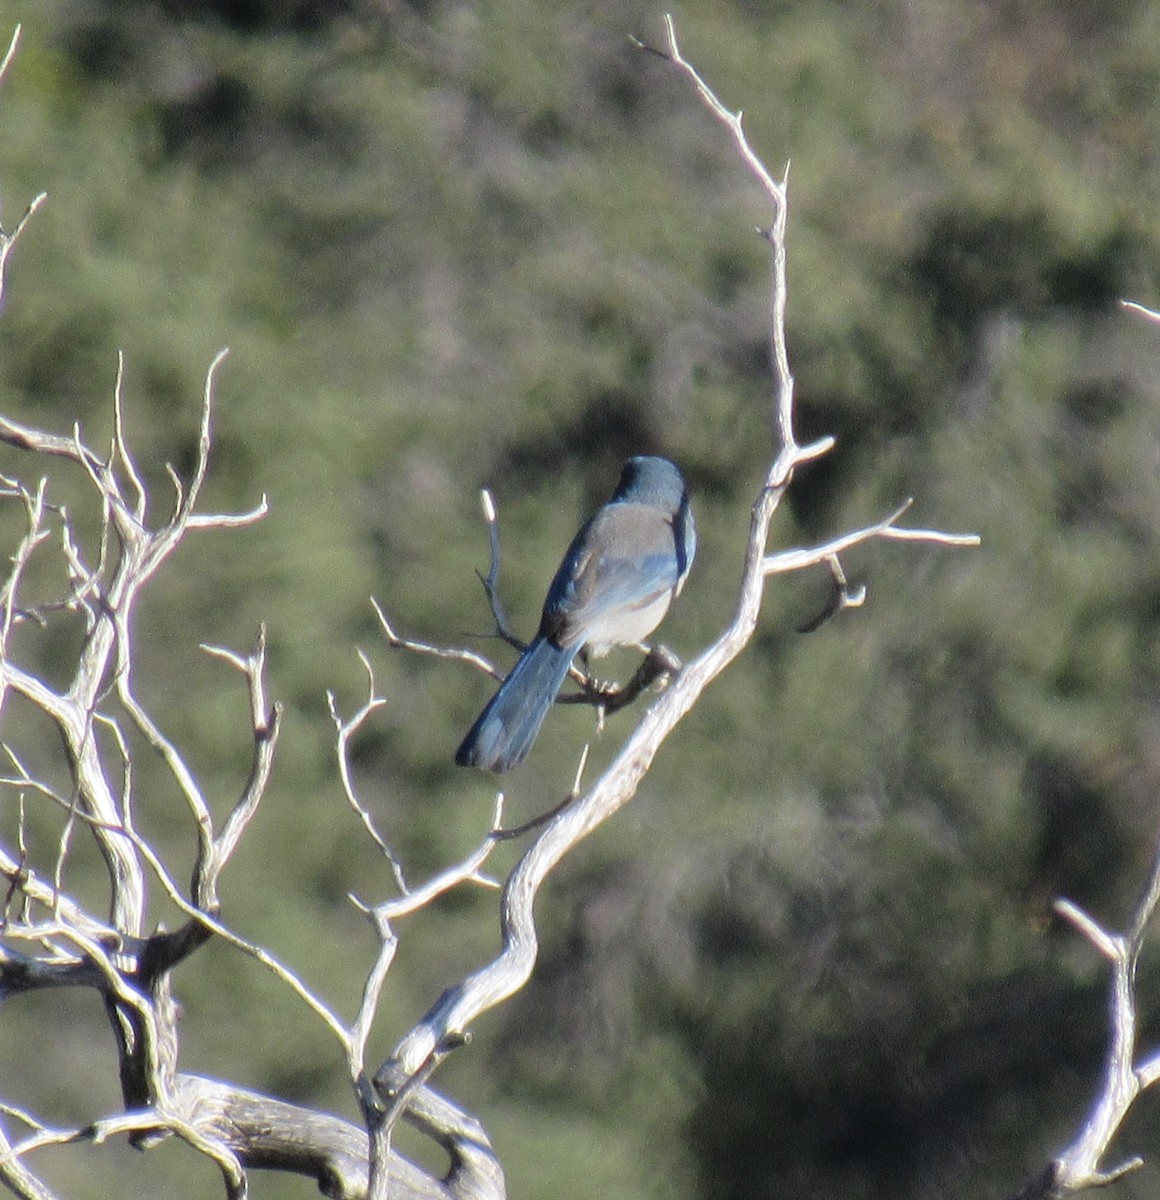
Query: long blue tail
455,636,576,772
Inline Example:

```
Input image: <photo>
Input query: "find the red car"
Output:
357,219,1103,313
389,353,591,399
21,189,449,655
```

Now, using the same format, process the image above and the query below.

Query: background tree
3,3,1160,1199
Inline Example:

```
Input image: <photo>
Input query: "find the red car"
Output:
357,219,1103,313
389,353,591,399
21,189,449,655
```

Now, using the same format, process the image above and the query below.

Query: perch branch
386,14,977,1081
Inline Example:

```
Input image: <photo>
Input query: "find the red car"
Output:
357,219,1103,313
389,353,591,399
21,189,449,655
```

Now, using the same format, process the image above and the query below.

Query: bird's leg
565,646,619,701
562,644,682,715
599,643,682,714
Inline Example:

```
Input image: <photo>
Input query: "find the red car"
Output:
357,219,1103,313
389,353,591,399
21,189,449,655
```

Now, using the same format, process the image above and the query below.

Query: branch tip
1121,298,1160,325
0,25,21,82
797,436,836,463
1054,897,1121,961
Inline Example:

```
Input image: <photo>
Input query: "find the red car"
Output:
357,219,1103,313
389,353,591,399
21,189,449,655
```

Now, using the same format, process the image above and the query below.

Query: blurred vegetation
4,0,1160,1197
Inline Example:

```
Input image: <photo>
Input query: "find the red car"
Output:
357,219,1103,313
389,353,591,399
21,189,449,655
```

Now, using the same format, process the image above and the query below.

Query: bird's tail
455,636,575,772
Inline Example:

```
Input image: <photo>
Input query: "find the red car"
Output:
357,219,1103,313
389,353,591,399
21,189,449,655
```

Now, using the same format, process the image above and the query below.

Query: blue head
611,455,689,511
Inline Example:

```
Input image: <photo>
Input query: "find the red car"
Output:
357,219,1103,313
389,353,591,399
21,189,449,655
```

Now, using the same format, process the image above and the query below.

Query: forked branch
1010,298,1160,1199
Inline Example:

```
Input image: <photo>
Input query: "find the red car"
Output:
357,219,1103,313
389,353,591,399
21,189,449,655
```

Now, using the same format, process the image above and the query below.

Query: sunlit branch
386,15,978,1087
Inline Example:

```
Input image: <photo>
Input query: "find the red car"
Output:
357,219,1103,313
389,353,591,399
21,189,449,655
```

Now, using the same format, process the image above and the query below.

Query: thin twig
0,191,48,308
372,596,501,678
0,24,22,82
198,629,281,909
765,501,979,578
328,650,406,892
476,487,523,649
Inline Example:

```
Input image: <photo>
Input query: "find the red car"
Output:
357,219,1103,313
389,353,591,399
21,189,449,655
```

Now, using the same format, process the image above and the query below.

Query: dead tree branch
1009,297,1160,1200
0,26,47,310
0,353,502,1198
381,14,978,1090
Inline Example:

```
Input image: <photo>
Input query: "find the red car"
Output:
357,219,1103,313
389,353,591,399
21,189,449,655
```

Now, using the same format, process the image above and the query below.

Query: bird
455,455,696,773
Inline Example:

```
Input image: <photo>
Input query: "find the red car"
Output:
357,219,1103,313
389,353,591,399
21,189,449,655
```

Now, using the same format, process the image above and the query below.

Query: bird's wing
541,504,681,647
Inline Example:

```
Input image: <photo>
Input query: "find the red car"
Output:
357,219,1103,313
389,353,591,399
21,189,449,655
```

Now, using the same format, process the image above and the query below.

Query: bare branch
0,190,47,310
644,12,795,448
765,500,980,578
0,24,22,83
0,18,981,1200
1016,848,1160,1194
196,629,281,910
1005,295,1160,1199
1120,298,1160,325
0,840,119,949
0,414,103,467
385,19,977,1084
117,671,215,855
374,596,501,678
111,351,147,522
337,661,503,1068
329,650,406,889
191,349,228,506
476,487,522,650
329,651,508,1189
136,830,354,1044
1053,899,1120,963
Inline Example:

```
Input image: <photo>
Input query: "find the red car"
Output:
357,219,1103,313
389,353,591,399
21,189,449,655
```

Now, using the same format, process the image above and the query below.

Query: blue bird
456,456,696,773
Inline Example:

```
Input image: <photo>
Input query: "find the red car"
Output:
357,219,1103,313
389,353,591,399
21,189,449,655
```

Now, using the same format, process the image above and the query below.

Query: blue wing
541,502,690,649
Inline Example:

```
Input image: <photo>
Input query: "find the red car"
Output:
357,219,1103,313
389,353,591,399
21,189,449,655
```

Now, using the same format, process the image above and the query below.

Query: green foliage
5,1,1160,1197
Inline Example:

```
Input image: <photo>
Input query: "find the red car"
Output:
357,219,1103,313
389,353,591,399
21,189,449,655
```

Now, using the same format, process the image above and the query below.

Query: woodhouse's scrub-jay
455,456,696,773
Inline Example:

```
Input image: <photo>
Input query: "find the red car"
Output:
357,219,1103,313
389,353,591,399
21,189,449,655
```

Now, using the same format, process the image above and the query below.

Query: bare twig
196,629,281,910
765,499,980,579
328,650,406,889
1120,298,1160,326
0,24,25,85
476,487,522,650
374,596,500,678
0,188,47,310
